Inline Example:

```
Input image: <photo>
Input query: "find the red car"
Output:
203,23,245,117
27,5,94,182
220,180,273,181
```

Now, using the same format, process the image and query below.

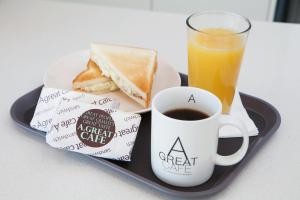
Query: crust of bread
145,57,157,107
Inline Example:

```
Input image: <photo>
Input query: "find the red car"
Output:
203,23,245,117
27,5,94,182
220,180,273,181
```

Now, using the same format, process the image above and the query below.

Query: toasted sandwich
72,59,118,94
90,43,157,108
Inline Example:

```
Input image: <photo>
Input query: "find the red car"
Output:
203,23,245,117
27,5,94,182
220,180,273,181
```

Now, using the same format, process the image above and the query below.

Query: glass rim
186,11,251,36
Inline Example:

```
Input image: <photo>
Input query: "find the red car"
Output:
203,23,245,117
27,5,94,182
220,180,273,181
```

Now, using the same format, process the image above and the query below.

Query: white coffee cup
151,87,249,187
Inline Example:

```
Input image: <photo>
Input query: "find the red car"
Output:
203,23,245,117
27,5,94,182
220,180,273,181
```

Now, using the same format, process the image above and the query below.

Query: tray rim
10,80,281,198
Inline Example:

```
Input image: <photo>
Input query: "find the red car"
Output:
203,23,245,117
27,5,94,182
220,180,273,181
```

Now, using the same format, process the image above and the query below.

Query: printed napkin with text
46,98,141,161
30,87,119,132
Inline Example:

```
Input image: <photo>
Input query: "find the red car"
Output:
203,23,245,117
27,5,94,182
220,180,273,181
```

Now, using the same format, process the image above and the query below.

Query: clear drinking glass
186,11,251,113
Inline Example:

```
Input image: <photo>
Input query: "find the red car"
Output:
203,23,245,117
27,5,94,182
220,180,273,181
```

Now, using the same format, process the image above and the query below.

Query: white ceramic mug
151,87,249,187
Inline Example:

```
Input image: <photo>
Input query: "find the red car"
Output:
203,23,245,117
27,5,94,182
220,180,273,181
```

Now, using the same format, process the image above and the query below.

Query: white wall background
49,0,277,21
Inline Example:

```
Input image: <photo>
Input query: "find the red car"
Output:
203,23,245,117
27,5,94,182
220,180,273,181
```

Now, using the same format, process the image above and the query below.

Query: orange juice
188,28,245,113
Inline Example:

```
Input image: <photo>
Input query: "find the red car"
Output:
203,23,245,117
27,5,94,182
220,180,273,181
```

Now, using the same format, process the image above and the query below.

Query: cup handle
215,115,249,166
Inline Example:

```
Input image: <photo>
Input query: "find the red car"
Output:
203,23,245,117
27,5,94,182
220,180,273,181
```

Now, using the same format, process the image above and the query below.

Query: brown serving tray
10,74,281,198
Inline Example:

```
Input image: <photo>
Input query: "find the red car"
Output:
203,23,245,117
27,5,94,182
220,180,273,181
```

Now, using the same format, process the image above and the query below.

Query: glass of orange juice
187,11,251,113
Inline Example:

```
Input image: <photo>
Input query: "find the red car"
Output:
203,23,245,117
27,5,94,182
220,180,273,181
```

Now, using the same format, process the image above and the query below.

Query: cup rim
152,86,222,123
186,10,251,36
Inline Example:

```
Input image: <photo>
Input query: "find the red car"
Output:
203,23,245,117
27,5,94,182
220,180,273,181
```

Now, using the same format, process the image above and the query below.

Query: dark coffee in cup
163,108,209,121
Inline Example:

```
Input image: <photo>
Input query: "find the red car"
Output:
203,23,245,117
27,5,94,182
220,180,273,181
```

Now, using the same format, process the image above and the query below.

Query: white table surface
1,0,300,199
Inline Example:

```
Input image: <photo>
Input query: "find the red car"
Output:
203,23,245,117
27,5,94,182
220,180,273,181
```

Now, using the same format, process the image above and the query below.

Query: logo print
76,109,115,148
168,137,189,164
158,137,198,175
188,94,196,103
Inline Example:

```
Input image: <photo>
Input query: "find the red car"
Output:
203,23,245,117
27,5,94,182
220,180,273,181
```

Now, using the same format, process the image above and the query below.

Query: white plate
43,50,181,113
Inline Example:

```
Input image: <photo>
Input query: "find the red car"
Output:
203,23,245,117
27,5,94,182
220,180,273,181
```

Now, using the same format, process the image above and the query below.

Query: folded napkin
219,91,259,138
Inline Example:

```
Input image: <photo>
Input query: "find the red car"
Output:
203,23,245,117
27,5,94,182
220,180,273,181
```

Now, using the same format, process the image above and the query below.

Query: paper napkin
219,91,259,138
46,99,141,161
30,87,120,132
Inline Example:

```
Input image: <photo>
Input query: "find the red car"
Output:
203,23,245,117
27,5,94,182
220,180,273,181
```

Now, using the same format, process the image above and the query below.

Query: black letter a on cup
188,94,196,103
167,137,189,161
